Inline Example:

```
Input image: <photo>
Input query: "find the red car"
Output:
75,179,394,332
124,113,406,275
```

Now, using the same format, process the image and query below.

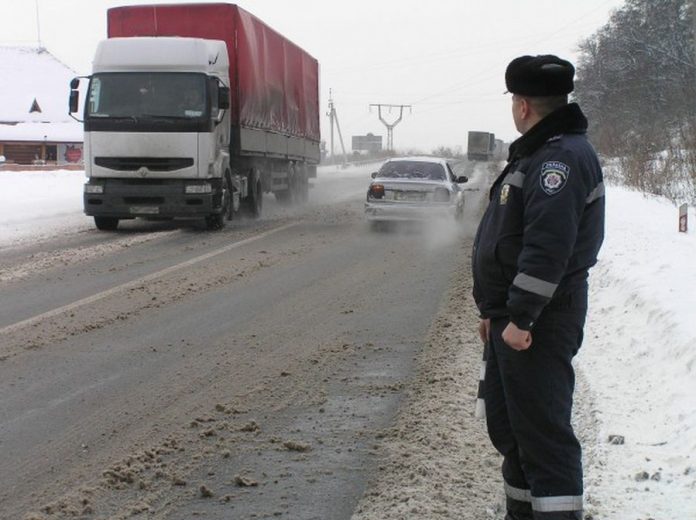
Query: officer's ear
518,97,531,120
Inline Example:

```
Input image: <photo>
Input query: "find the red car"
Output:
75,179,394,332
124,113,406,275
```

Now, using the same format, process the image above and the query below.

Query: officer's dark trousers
484,289,587,520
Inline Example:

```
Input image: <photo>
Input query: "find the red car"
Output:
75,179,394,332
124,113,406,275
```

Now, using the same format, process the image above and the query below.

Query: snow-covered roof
0,121,82,143
0,46,77,125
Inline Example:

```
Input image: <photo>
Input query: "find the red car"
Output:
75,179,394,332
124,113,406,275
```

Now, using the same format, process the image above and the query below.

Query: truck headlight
84,184,104,194
185,183,212,194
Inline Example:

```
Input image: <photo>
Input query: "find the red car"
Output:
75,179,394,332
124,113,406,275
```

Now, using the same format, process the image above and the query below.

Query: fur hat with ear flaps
505,55,575,96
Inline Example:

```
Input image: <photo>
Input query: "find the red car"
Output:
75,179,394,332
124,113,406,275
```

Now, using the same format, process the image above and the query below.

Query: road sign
352,133,382,152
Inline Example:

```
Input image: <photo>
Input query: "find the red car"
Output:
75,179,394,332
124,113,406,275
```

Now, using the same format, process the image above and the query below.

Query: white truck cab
72,37,233,230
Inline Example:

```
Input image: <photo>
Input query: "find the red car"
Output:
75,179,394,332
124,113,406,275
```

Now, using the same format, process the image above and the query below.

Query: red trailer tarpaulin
107,3,320,142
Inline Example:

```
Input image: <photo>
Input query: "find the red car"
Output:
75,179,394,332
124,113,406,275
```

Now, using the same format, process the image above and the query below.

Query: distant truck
70,3,320,230
467,131,496,161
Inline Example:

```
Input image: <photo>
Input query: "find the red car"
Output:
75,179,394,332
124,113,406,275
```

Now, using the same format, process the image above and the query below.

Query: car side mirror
456,175,468,183
371,172,378,179
218,85,230,110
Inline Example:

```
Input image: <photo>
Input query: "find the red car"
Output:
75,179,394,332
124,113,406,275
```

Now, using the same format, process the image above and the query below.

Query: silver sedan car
365,157,468,224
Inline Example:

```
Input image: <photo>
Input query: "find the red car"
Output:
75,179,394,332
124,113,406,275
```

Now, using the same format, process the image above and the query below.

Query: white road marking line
0,223,298,336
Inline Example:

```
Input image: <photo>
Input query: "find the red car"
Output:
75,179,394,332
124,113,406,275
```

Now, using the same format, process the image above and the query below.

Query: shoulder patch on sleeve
539,161,570,195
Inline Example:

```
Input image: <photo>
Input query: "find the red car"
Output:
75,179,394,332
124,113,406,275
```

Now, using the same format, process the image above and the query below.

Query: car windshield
86,72,208,119
378,161,446,180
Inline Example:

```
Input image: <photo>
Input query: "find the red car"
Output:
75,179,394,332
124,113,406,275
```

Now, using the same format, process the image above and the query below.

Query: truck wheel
206,174,232,230
244,169,263,218
300,174,309,203
223,171,233,222
274,189,291,205
94,217,119,231
205,213,224,230
292,166,309,204
274,164,295,205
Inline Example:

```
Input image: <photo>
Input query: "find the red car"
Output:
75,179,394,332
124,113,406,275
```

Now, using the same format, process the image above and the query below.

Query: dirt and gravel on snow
352,266,505,520
13,252,505,520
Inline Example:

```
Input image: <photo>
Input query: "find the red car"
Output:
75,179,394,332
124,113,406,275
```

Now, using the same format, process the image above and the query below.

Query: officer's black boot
505,513,533,520
504,497,533,520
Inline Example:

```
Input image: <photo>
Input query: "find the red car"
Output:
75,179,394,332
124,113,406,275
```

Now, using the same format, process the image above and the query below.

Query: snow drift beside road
0,169,695,517
0,169,87,247
578,186,696,518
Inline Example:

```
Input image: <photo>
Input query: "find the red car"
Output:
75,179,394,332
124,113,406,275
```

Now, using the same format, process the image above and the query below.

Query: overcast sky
0,0,625,153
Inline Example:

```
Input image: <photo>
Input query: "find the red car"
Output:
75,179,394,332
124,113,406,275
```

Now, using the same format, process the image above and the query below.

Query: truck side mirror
69,90,80,114
70,77,80,90
218,86,230,110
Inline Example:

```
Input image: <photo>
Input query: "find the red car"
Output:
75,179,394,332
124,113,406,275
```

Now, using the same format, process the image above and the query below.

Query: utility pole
35,0,43,50
326,89,347,166
369,104,411,152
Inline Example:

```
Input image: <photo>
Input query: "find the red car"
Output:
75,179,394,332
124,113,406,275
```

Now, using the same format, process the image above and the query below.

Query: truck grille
94,157,194,172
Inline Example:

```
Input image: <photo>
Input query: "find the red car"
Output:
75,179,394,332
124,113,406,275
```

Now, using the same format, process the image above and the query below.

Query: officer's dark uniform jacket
472,103,605,329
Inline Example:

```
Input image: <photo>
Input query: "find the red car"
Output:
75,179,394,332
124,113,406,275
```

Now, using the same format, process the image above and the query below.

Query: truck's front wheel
205,174,232,230
94,216,119,231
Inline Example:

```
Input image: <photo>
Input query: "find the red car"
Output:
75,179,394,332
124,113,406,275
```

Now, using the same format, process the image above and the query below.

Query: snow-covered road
1,166,695,518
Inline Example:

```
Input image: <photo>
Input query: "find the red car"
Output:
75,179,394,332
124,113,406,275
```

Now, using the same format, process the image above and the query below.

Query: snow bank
579,185,696,518
0,169,87,248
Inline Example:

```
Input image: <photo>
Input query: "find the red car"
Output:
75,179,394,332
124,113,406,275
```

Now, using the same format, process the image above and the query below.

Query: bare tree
575,0,695,201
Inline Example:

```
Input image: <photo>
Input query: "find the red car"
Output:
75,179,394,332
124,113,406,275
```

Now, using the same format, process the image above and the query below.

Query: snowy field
1,167,695,517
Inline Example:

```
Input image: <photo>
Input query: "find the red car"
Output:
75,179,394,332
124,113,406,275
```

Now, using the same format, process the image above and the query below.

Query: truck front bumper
84,178,223,219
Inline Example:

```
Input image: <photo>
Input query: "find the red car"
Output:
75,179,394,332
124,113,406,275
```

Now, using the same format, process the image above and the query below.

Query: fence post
679,203,688,232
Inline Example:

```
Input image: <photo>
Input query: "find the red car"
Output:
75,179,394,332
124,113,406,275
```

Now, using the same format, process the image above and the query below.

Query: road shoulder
352,250,503,519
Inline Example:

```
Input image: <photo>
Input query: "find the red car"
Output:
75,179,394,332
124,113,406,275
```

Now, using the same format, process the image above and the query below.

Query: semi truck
69,3,320,230
467,131,495,161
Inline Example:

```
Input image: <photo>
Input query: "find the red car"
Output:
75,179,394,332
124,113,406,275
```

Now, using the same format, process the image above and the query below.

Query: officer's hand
502,322,532,350
478,319,490,343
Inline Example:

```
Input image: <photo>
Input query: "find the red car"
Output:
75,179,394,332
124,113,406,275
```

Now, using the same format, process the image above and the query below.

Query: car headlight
185,183,212,194
84,184,104,194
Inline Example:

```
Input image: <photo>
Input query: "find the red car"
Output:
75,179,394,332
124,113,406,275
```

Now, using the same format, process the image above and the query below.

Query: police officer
472,55,605,520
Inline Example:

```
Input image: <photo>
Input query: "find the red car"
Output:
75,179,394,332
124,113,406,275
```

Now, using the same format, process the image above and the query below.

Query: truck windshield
86,73,208,120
